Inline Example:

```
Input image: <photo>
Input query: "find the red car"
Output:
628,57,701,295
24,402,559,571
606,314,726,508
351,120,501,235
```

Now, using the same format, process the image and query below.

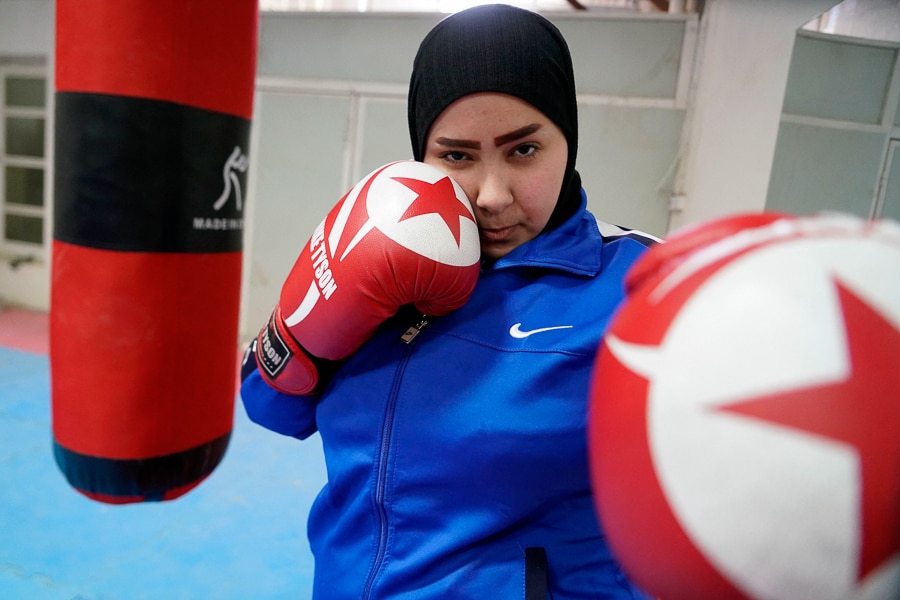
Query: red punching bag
588,213,900,599
51,0,258,503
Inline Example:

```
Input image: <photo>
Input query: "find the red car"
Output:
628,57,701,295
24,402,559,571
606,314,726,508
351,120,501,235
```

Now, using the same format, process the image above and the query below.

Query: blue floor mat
0,347,327,600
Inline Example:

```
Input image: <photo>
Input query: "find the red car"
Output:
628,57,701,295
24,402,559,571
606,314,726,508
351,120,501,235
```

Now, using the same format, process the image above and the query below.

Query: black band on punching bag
55,92,249,253
53,433,231,502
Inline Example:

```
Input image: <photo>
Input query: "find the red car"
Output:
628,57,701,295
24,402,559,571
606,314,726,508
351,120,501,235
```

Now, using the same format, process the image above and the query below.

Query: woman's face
422,93,568,260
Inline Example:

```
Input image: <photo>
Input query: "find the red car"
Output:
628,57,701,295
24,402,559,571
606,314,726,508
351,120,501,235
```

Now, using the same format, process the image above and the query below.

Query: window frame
0,63,49,263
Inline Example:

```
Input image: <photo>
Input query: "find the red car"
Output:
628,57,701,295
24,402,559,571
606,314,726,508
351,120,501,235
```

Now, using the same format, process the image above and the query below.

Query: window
1,67,47,259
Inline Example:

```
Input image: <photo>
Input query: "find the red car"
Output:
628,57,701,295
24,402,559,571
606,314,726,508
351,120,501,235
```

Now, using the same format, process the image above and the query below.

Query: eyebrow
433,123,543,151
493,123,541,147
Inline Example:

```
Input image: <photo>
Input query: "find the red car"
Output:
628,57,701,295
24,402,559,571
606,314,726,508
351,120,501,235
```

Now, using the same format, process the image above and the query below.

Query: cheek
520,164,566,224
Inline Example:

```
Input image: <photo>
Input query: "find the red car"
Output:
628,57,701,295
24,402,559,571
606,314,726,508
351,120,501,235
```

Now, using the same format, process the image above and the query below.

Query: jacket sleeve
240,365,320,440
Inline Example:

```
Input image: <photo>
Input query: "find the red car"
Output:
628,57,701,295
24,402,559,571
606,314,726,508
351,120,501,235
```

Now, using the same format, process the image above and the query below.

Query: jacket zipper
399,313,430,344
361,335,417,600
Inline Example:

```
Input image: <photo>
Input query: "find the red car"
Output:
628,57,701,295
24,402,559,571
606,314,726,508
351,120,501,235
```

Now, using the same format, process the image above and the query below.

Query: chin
481,243,513,261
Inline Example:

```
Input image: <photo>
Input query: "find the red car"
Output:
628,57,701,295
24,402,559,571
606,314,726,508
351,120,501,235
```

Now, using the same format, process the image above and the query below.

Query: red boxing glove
256,161,480,395
623,211,791,295
588,212,900,600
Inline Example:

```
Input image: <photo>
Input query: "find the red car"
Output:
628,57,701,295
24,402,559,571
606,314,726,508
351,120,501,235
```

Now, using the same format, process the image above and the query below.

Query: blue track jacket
241,194,656,599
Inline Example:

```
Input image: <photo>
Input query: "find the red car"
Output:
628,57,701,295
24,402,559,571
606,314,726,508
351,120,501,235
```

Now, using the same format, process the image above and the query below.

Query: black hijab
408,4,582,233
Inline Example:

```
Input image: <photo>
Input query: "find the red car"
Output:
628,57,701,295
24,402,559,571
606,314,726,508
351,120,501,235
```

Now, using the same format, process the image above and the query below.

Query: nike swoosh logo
509,323,574,339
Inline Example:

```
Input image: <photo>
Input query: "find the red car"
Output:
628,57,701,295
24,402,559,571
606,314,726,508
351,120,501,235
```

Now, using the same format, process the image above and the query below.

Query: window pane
5,77,46,108
4,213,43,244
783,35,895,125
5,166,44,207
5,117,45,157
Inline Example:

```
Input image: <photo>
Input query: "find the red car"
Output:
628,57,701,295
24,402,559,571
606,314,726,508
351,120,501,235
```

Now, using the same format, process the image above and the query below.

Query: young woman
242,5,656,598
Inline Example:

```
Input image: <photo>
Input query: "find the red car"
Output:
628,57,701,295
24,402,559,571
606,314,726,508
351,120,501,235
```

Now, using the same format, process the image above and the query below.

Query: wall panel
244,91,353,333
767,122,886,217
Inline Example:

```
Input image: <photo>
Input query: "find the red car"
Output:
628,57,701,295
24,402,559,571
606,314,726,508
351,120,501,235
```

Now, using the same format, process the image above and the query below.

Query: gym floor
0,307,327,599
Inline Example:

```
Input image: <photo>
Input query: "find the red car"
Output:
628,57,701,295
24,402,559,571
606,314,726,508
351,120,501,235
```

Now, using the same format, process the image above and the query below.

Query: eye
511,143,539,159
438,150,470,164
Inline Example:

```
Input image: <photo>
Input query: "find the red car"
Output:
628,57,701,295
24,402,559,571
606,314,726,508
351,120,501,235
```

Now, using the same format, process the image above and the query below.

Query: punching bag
51,0,258,503
588,213,900,599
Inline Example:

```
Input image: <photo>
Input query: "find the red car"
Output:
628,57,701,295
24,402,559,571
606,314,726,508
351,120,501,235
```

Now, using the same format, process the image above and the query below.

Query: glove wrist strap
255,309,321,396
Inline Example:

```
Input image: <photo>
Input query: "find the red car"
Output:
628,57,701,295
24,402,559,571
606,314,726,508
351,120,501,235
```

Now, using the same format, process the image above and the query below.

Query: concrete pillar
670,0,840,232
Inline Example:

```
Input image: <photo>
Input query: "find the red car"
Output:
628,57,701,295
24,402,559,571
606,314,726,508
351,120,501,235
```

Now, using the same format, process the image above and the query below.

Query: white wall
0,0,53,56
0,0,861,327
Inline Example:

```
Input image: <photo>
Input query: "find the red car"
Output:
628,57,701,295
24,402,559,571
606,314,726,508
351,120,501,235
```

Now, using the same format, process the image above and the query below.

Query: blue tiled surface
0,347,327,599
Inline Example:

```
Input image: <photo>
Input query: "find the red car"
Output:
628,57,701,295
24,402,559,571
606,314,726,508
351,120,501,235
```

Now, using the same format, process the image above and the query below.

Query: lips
479,225,516,243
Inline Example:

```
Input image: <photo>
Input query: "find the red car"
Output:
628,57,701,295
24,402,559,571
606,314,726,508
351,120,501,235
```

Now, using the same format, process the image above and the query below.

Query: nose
473,167,513,215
